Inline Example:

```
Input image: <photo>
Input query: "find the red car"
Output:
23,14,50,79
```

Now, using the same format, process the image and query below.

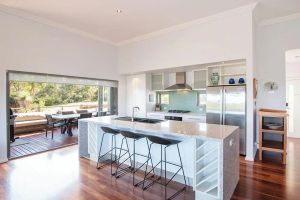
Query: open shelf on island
207,186,219,197
196,177,218,193
195,138,220,199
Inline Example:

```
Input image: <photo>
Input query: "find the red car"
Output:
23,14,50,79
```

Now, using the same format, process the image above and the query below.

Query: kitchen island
78,116,239,200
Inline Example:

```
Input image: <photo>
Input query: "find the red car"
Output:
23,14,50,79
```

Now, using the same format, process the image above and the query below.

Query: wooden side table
258,109,288,164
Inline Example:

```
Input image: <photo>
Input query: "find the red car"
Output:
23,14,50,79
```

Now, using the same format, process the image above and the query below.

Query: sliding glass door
98,86,118,116
7,71,118,159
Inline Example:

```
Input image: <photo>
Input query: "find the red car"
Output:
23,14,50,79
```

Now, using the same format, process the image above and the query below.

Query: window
160,94,169,104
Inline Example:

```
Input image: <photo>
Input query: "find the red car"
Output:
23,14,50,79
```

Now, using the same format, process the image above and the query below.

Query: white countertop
80,116,238,141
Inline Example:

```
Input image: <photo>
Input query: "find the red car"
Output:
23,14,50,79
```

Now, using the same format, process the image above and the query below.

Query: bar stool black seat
115,130,153,186
96,126,121,175
142,135,187,200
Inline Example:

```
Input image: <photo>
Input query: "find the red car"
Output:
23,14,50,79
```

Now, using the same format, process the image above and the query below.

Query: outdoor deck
10,128,78,159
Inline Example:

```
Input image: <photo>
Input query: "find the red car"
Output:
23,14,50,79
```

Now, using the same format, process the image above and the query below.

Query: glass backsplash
157,90,206,114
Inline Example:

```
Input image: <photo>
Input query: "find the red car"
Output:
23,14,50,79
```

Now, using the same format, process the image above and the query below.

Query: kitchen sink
115,116,164,124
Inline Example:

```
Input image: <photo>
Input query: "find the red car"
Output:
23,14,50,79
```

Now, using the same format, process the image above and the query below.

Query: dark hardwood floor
233,138,300,200
10,128,78,159
1,138,300,200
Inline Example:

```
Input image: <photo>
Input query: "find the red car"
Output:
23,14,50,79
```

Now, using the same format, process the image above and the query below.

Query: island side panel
78,121,89,158
222,128,239,200
87,122,111,162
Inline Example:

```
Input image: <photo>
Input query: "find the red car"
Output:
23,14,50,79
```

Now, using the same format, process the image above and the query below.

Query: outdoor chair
72,112,93,127
45,114,66,139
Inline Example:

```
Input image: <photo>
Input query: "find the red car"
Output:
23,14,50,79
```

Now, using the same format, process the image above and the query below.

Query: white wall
118,5,255,74
256,18,300,110
118,5,256,160
0,11,119,163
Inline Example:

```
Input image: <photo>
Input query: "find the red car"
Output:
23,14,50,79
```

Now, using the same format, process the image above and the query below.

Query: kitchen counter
80,116,234,140
78,116,239,200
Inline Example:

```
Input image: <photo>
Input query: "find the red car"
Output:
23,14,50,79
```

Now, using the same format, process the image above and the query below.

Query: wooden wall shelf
258,109,288,164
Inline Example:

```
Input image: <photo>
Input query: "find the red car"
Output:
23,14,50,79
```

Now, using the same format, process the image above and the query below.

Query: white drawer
182,116,206,123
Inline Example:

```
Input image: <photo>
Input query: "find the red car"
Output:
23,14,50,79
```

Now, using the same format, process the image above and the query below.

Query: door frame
6,71,11,159
286,78,300,138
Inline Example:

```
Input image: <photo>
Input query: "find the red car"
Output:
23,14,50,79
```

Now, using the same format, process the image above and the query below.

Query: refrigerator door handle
219,88,223,124
223,88,226,125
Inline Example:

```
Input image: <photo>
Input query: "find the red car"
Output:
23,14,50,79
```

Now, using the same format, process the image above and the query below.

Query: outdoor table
52,114,80,136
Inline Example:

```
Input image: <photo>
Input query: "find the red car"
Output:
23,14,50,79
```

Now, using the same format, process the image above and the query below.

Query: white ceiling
0,0,300,44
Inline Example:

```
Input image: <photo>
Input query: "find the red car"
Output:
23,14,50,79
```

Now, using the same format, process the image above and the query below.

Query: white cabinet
147,112,165,120
151,72,178,91
151,74,163,91
194,70,207,90
182,115,206,123
126,74,147,117
167,73,176,88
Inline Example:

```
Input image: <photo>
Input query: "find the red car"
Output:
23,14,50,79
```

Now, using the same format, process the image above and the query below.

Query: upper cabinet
151,74,163,91
193,69,207,90
151,70,207,91
151,72,176,90
149,60,246,91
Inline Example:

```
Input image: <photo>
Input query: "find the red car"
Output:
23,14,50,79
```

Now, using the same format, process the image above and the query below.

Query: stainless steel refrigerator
206,85,246,155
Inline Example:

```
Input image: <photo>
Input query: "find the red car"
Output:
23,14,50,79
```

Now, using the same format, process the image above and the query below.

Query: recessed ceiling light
296,55,300,58
116,9,122,13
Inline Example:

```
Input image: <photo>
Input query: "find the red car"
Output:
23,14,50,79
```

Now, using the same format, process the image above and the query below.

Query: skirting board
245,144,257,161
0,158,8,163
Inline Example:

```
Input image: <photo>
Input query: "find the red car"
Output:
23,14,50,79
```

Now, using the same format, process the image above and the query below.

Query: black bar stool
115,130,154,186
96,127,121,175
142,136,187,200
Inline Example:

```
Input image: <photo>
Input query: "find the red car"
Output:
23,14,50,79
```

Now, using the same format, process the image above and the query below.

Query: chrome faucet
132,106,140,122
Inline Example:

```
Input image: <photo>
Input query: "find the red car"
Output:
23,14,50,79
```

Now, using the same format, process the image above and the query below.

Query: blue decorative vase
229,78,235,84
238,78,245,84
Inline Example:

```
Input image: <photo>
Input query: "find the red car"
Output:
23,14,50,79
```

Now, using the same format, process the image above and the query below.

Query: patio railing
11,103,109,114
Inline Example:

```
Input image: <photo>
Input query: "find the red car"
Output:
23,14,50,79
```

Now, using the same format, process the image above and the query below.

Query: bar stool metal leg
96,132,106,169
110,135,115,175
142,141,187,200
164,146,167,200
114,134,154,187
115,137,134,178
133,138,136,185
124,137,133,168
177,144,187,187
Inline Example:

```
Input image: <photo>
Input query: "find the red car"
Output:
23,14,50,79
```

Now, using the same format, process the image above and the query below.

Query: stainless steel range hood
164,72,192,91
